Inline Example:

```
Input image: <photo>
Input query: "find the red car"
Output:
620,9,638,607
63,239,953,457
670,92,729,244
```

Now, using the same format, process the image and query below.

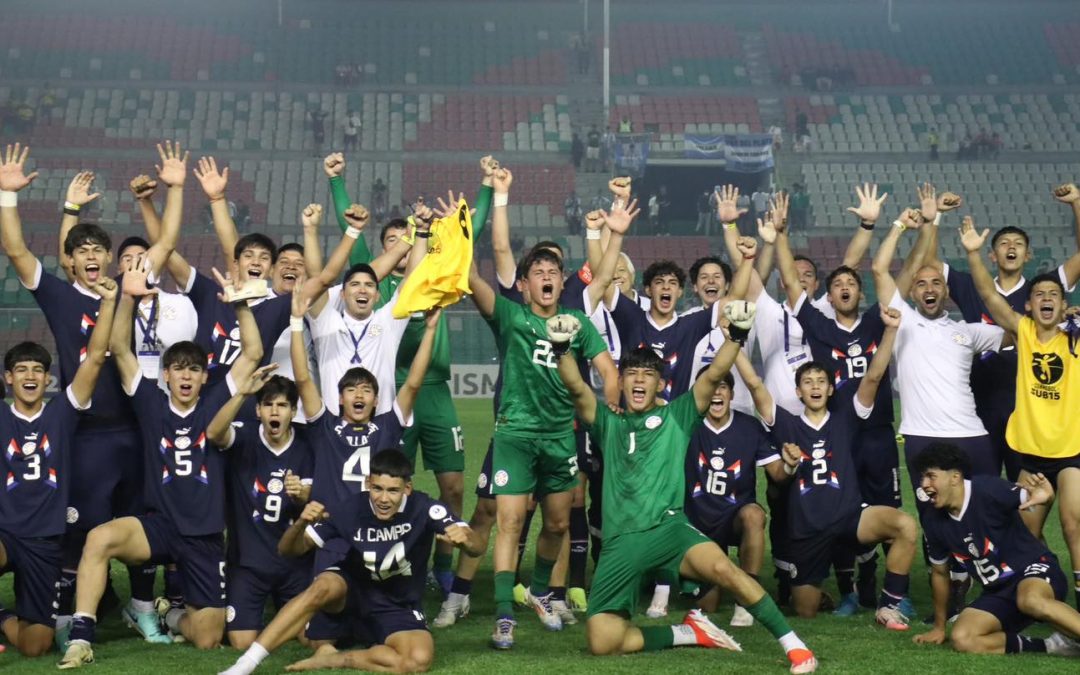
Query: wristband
345,226,361,240
892,220,906,232
64,201,81,212
859,219,875,230
64,207,80,217
0,191,17,207
933,213,942,226
612,199,625,210
416,231,431,239
493,193,509,208
723,222,737,230
585,229,602,240
290,316,305,332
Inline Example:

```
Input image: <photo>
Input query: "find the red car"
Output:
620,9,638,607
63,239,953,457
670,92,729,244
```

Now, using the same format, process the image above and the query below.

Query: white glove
545,314,582,356
723,300,756,344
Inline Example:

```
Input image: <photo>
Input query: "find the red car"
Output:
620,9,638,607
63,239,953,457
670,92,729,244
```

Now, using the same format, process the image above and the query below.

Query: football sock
1005,633,1046,653
856,549,878,601
129,599,156,614
746,595,799,648
450,576,473,596
433,551,453,575
550,586,566,602
529,556,556,596
57,568,77,615
68,613,97,644
164,565,185,608
128,564,157,603
640,625,676,651
233,642,270,675
879,571,909,609
514,509,536,585
494,571,516,619
569,506,588,588
165,607,184,632
836,568,854,596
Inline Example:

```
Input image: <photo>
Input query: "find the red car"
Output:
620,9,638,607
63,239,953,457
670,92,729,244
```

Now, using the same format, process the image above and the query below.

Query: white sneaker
551,599,577,625
875,605,910,631
525,589,563,631
432,593,470,629
729,605,754,627
1047,631,1080,656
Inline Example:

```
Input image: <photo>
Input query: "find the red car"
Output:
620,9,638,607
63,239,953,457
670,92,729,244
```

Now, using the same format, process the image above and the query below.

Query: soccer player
961,215,1080,609
684,360,775,627
741,303,918,629
911,443,1080,657
0,277,116,656
466,198,628,647
206,373,314,650
1,142,185,642
554,294,818,674
57,260,268,668
219,450,483,675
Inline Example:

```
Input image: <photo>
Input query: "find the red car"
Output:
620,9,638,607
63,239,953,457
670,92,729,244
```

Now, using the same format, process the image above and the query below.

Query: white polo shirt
888,290,1004,437
753,288,835,415
133,291,197,390
310,285,409,416
684,303,756,416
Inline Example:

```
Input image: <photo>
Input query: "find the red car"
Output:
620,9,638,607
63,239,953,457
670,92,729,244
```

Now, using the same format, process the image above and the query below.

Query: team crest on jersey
847,344,862,358
812,448,826,460
710,456,725,471
174,435,192,450
22,441,36,455
66,507,79,524
229,327,241,340
267,478,284,494
967,542,979,558
369,324,383,337
1031,352,1064,385
477,472,488,489
645,415,662,429
951,332,972,346
429,505,448,520
915,487,930,502
494,470,509,487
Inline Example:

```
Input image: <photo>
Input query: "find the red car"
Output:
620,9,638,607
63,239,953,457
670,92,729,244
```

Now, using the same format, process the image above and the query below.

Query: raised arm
753,191,788,282
207,364,279,447
1054,182,1080,248
324,152,374,267
467,261,497,318
774,220,803,310
549,316,599,426
290,288,322,419
871,208,924,302
584,209,605,274
693,300,754,412
59,172,102,281
113,260,156,391
855,306,899,408
395,308,441,419
303,203,364,317
921,190,963,273
69,277,117,407
142,141,188,278
960,216,1022,333
193,156,237,271
131,174,194,288
586,199,638,310
734,344,775,426
841,183,888,269
217,269,264,386
0,143,42,287
717,185,748,266
490,167,516,287
278,501,326,558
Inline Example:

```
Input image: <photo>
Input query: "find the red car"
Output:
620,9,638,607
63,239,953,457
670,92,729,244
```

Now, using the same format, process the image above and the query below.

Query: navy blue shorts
1017,453,1080,490
474,440,496,500
968,554,1067,634
788,508,864,587
690,503,759,550
226,562,311,632
0,530,61,626
854,424,901,507
309,569,427,644
68,426,143,531
138,513,225,609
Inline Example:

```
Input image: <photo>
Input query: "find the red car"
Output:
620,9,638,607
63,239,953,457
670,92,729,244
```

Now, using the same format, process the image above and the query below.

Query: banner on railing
613,133,650,178
684,133,774,172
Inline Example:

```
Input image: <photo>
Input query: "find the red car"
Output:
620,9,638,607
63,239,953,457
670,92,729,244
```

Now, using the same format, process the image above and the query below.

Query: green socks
494,571,515,618
640,626,675,651
747,594,794,640
529,556,556,597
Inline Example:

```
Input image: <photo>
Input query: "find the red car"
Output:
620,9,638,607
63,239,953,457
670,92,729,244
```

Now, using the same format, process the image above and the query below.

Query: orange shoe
787,647,817,673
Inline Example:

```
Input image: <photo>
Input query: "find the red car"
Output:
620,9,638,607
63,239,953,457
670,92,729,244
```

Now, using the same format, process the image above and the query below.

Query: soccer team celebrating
0,139,1079,673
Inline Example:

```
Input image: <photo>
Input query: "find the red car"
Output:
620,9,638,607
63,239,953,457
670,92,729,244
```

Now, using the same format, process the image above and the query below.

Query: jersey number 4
364,542,412,580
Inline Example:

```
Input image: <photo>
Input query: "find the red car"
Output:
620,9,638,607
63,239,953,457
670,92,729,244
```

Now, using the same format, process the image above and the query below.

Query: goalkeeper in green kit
552,237,818,674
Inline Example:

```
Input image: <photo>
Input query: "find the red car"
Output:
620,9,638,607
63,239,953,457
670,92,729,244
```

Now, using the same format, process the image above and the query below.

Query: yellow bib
1006,316,1080,458
392,199,473,318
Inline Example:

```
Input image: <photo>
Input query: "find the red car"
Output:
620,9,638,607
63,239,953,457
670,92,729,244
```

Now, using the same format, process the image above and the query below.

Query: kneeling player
220,450,483,674
912,443,1080,657
740,306,918,629
554,297,818,673
685,363,774,627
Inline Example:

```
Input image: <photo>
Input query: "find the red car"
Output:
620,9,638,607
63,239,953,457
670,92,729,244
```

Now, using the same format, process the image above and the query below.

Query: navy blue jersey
308,490,461,611
608,294,716,400
766,389,869,536
187,272,292,385
308,406,408,508
795,296,894,426
0,389,83,537
685,411,778,526
225,421,314,571
947,269,1028,410
28,269,133,429
128,377,232,536
922,476,1052,590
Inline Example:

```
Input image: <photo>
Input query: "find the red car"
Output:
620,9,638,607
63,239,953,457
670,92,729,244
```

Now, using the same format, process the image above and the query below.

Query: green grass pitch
3,398,1076,673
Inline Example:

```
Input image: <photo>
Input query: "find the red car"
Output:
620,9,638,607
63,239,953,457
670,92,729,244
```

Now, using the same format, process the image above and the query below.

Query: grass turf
3,398,1077,673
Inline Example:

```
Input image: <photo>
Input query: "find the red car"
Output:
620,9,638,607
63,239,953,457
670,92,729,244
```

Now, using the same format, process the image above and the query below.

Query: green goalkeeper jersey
586,391,704,538
487,294,607,438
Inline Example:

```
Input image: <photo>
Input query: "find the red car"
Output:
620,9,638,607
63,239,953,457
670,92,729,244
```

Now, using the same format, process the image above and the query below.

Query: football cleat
512,583,528,607
875,605,910,631
729,605,754,627
567,587,588,613
122,605,172,644
550,598,577,625
432,594,470,629
57,641,94,669
525,589,563,631
832,592,860,617
1046,631,1080,657
490,618,516,650
787,647,818,674
682,609,742,651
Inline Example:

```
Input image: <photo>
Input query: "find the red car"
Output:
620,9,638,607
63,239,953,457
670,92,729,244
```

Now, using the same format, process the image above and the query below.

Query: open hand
156,141,189,188
0,143,38,192
846,182,888,223
193,156,228,201
66,171,101,207
958,215,989,253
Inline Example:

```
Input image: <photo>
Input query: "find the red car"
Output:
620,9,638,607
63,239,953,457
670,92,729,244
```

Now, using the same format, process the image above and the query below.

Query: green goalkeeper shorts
399,382,465,474
587,512,710,618
491,431,579,497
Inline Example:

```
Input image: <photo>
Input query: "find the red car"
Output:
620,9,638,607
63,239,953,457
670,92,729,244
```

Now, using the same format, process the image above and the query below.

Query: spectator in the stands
586,125,602,172
697,190,712,235
789,183,810,229
344,110,361,152
571,132,584,169
619,117,632,133
564,192,583,236
752,187,773,222
928,128,939,160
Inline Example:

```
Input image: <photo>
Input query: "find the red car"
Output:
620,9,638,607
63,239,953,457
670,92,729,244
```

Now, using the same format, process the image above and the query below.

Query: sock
433,551,453,575
779,631,809,654
494,571,515,619
69,612,97,644
57,568,77,615
651,584,671,607
128,564,157,603
514,509,536,585
231,641,271,675
164,566,185,608
878,571,909,609
550,586,566,602
775,563,792,606
529,556,556,596
746,595,797,645
640,625,676,651
450,576,473,596
836,568,855,596
569,506,588,588
1005,633,1046,653
165,607,184,632
129,598,156,614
